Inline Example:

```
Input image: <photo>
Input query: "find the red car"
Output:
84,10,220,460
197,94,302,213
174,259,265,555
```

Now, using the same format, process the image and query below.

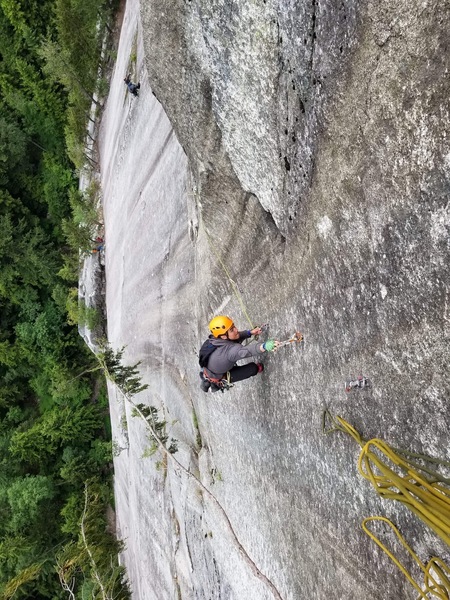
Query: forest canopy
0,0,126,597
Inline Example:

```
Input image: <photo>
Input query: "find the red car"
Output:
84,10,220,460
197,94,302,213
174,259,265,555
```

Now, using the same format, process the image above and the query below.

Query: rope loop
362,517,450,600
324,412,450,546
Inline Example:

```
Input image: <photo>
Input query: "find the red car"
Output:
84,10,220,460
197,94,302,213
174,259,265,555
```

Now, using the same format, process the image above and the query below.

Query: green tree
61,216,97,254
0,0,123,596
7,476,55,532
9,403,105,465
0,115,28,186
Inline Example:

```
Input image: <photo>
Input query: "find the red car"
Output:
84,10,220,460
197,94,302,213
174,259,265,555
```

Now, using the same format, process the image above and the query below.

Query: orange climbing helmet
209,315,234,338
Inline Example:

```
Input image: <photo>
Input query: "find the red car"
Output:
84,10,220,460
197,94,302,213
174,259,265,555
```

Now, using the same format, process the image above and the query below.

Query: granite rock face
99,0,450,598
141,0,361,234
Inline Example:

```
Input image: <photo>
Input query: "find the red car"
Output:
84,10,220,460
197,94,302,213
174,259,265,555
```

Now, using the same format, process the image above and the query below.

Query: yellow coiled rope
322,411,450,546
362,517,450,600
359,439,450,546
323,411,450,597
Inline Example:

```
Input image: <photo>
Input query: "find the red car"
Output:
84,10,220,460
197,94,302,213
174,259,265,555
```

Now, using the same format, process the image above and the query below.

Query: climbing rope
359,439,450,546
322,411,450,546
323,412,450,597
322,410,364,445
362,517,450,600
200,215,255,329
197,208,304,348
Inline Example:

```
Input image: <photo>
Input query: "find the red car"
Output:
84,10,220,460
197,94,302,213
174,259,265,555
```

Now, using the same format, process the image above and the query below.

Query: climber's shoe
200,379,211,392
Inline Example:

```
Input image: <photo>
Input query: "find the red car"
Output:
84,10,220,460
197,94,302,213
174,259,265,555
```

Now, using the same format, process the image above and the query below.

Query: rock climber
199,315,280,392
124,74,140,96
92,242,104,253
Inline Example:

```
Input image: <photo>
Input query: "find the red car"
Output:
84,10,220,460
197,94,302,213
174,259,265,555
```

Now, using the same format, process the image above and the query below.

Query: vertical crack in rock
309,0,318,76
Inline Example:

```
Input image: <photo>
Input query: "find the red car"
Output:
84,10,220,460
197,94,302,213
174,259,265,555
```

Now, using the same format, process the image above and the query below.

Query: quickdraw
345,375,371,392
275,331,304,349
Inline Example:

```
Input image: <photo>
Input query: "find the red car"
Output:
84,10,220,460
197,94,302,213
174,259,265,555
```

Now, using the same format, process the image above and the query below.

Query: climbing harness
363,517,450,600
202,368,234,393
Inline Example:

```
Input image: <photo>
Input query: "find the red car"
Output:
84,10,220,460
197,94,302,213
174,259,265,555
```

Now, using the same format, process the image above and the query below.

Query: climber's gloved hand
263,340,280,352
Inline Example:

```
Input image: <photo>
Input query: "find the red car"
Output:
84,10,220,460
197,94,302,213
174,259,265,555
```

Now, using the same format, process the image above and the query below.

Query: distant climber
124,74,140,96
199,315,280,393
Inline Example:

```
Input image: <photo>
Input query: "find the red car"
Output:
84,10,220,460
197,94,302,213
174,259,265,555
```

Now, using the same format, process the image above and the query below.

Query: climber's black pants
228,362,258,383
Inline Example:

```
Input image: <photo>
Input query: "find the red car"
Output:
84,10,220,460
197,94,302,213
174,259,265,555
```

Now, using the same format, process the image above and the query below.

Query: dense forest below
0,0,128,597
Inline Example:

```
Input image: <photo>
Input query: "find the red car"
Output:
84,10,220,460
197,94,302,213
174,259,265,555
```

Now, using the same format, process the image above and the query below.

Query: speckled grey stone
96,0,450,598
